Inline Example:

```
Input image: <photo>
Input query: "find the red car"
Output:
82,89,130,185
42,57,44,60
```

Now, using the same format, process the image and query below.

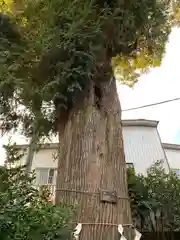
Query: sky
0,27,180,164
118,27,180,144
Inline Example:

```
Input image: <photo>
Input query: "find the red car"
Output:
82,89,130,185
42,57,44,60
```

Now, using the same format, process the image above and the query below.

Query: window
126,163,134,169
35,168,56,185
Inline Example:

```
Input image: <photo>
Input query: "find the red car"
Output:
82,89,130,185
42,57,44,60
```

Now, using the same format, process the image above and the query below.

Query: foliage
0,144,74,240
127,161,180,232
127,167,152,231
0,0,178,139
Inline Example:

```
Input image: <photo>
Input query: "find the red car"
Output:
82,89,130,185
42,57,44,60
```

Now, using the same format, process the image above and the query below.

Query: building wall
19,146,58,201
163,143,180,170
32,148,58,169
122,124,169,175
17,120,169,176
19,147,58,170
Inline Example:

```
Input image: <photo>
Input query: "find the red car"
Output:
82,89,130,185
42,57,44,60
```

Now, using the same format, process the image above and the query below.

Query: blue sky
1,27,180,164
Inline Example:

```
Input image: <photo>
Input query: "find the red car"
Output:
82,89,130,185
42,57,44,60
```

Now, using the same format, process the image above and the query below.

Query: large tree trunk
55,78,132,239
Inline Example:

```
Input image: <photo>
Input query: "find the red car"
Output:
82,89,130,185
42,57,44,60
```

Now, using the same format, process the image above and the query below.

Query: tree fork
55,78,132,239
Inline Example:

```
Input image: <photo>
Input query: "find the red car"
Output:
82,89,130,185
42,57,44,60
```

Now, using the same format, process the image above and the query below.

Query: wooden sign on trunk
100,189,117,204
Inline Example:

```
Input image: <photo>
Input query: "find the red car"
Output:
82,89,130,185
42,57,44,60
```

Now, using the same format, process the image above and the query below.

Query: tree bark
55,78,132,240
25,122,39,173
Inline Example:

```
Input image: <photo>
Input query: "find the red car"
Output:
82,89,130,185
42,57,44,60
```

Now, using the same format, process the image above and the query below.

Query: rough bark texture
25,130,38,173
55,78,132,240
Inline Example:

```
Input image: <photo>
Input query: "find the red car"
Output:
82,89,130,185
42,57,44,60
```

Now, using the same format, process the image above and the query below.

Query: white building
16,119,172,190
122,119,169,173
162,143,180,175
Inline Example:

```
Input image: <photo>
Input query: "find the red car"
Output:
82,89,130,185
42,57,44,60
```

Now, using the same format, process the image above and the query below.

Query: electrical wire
1,98,180,118
122,97,180,112
40,97,180,111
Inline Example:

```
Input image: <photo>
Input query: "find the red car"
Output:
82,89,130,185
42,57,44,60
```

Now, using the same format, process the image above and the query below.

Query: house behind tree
14,119,175,201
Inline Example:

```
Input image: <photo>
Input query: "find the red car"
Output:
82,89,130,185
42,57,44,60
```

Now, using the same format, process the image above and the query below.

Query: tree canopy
0,0,179,139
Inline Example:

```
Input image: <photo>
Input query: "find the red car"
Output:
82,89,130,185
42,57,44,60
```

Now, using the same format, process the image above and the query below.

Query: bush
128,161,180,232
0,144,74,240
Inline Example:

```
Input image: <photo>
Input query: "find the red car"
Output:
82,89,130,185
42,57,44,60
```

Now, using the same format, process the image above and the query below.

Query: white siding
20,148,58,170
163,147,180,170
31,149,58,169
122,126,169,174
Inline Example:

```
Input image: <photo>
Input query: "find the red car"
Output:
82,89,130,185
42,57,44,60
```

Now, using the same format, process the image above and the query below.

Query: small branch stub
100,189,117,204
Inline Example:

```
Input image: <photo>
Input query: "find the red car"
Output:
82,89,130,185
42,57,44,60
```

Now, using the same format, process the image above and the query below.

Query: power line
122,97,180,112
40,97,180,112
1,98,180,117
